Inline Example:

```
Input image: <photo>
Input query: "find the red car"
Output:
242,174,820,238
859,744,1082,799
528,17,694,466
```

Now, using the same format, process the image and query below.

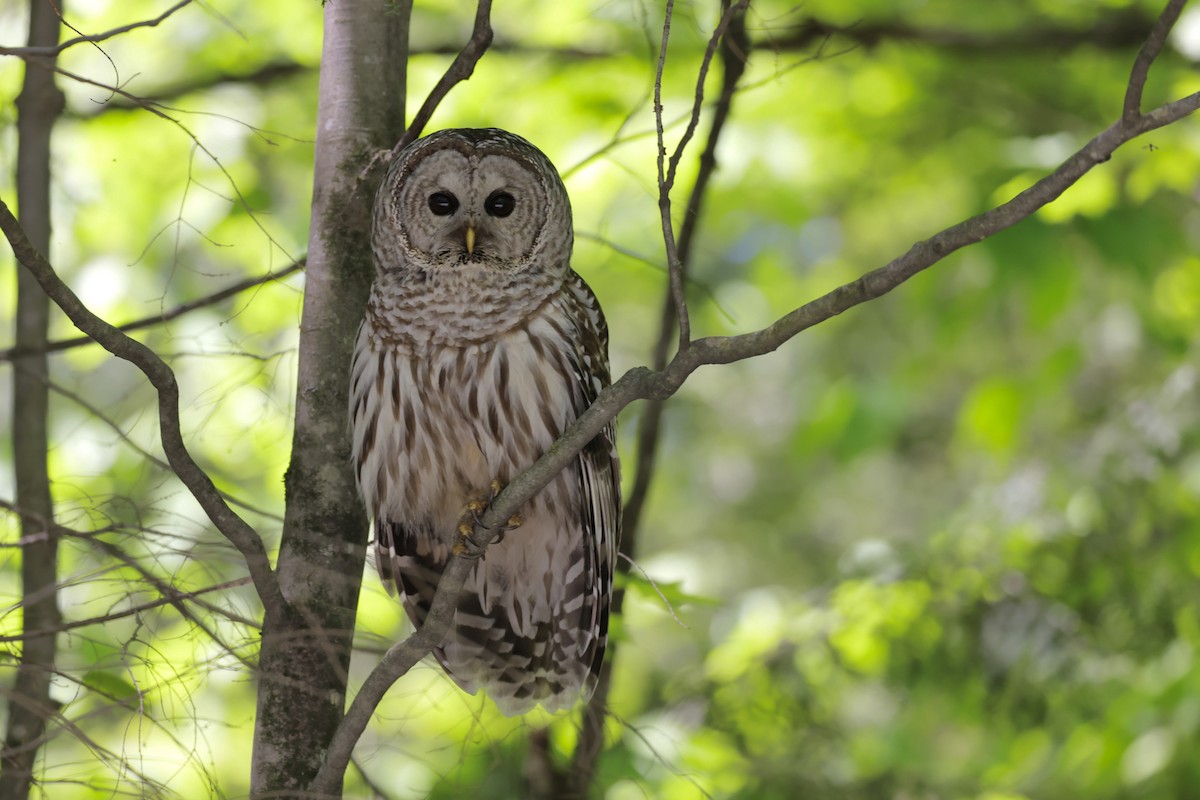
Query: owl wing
564,269,622,689
369,269,620,714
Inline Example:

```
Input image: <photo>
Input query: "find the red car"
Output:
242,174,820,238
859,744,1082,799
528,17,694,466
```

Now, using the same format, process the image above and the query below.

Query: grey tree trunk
1,2,64,798
249,2,409,797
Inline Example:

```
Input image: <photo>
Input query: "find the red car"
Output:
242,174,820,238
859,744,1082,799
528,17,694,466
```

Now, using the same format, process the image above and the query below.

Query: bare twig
308,4,1200,785
653,0,747,352
37,376,285,522
46,65,299,265
560,4,751,792
652,0,693,350
396,0,494,151
84,535,259,668
0,199,285,625
663,1,748,193
0,0,194,57
634,0,750,537
765,10,1158,55
0,689,170,795
0,576,251,643
1123,0,1187,122
0,259,304,360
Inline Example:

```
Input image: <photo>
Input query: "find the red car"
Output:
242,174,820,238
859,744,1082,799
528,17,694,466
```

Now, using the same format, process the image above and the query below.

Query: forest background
2,0,1200,798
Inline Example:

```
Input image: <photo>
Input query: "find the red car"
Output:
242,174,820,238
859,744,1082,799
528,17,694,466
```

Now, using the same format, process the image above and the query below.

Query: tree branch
652,0,747,354
1123,0,1187,123
652,0,693,350
765,9,1159,55
0,0,194,57
0,199,285,625
308,12,1200,787
555,2,752,793
0,258,304,360
395,0,493,151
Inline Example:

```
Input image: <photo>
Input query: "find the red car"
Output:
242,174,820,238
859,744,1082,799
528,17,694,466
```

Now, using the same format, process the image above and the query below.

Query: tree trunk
249,2,409,797
1,2,65,798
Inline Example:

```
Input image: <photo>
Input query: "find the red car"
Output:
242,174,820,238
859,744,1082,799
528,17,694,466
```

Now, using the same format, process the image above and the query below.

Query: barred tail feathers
376,503,609,716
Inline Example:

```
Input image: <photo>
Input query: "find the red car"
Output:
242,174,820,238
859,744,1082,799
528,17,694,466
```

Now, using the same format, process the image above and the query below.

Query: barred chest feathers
350,265,580,543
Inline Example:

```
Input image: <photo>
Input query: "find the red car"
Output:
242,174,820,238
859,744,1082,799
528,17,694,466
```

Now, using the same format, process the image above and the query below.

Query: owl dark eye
485,191,515,218
428,192,459,216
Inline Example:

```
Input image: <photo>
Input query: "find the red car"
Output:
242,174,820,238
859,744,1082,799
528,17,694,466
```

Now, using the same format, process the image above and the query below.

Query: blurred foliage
2,0,1200,797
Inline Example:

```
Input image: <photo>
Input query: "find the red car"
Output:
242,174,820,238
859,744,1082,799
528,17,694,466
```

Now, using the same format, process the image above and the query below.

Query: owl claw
453,522,487,559
455,481,525,556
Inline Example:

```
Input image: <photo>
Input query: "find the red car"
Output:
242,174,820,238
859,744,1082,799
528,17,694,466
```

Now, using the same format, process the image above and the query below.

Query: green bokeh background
2,0,1200,797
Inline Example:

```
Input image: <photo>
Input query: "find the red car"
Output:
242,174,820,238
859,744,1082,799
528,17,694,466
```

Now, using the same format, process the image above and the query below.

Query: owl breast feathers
349,128,621,715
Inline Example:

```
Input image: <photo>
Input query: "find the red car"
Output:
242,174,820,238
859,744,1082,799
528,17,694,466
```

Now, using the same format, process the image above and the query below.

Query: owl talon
454,522,487,559
455,480,522,556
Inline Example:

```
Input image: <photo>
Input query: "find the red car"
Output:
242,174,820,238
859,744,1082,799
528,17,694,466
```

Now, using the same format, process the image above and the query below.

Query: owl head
372,128,574,277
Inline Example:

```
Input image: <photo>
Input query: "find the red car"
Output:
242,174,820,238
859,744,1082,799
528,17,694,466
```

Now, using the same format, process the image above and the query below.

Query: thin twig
1123,0,1187,123
0,577,252,643
664,1,749,192
0,0,195,57
652,0,693,350
34,374,285,522
767,11,1157,55
395,0,494,151
0,199,286,625
652,0,746,352
0,259,304,361
85,535,259,668
566,3,750,791
46,65,299,265
630,0,750,577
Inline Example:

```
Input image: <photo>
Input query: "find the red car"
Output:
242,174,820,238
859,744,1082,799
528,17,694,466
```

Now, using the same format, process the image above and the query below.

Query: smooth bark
249,1,409,797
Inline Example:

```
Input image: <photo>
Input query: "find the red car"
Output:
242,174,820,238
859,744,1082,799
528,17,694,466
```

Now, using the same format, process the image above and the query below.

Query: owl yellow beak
465,225,476,255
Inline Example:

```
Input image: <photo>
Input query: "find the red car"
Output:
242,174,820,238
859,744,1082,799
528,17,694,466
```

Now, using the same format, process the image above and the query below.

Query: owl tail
378,518,609,716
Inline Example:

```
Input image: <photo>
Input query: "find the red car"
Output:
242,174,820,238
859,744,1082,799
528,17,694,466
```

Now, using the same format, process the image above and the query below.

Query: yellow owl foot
453,480,524,558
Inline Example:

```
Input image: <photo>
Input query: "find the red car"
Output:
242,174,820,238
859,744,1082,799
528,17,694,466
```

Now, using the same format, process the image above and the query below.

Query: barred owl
349,128,621,716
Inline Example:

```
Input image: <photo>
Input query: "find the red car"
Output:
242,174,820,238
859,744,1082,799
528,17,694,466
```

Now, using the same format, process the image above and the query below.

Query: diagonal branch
0,199,286,625
309,2,1199,792
0,577,252,641
396,0,493,151
0,0,194,57
0,258,304,360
